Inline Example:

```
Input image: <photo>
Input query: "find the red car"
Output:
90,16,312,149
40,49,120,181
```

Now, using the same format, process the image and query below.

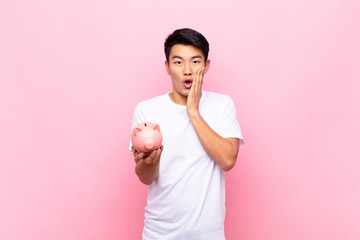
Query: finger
134,152,144,163
151,145,164,164
144,150,157,165
198,67,204,89
132,146,138,157
198,67,204,81
194,68,202,93
153,148,162,164
134,151,144,159
156,145,165,163
190,70,198,90
191,69,199,92
132,146,144,158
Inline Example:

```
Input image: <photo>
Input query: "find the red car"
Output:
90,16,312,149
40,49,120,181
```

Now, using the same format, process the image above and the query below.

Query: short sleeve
217,96,244,145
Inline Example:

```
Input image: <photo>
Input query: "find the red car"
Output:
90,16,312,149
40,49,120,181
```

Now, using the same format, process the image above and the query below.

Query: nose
183,63,192,76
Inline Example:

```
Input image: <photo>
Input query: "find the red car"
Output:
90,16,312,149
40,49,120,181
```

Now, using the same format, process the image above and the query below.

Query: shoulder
136,93,168,110
132,94,169,123
201,91,234,105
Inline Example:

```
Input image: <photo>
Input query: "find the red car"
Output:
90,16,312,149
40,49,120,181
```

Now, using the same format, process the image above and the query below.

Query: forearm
188,110,239,171
135,160,159,185
132,146,163,185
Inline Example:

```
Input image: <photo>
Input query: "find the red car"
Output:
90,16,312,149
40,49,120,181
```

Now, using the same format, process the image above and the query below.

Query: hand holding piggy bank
131,122,163,153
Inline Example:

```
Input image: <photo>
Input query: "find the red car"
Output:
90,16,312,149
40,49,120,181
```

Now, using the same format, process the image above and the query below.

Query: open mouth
184,80,193,88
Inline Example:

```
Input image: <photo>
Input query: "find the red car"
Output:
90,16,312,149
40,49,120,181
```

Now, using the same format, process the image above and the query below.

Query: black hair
164,28,209,62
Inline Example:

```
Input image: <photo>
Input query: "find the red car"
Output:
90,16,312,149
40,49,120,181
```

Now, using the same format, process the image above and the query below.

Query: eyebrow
171,55,203,60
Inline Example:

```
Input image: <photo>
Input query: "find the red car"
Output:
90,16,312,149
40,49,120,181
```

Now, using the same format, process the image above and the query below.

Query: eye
174,61,182,65
193,60,201,64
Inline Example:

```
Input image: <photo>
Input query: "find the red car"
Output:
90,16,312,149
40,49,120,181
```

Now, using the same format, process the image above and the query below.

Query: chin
181,91,190,96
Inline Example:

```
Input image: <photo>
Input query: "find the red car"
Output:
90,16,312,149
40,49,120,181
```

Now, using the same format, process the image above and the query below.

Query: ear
153,124,160,132
133,127,142,136
204,59,211,74
165,61,170,75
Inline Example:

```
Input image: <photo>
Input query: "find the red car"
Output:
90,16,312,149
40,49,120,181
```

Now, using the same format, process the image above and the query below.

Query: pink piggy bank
131,122,163,153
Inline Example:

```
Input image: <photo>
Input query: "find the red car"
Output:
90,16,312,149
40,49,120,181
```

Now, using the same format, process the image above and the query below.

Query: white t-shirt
130,91,244,240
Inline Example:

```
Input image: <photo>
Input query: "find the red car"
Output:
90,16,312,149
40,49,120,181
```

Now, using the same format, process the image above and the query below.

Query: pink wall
1,0,359,239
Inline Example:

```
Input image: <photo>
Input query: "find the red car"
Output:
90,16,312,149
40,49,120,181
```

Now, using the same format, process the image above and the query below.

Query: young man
130,28,244,240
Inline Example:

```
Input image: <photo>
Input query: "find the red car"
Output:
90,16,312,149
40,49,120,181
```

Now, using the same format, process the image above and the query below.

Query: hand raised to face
186,67,205,115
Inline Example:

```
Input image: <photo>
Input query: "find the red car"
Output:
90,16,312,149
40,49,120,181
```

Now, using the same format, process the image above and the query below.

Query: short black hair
164,28,210,62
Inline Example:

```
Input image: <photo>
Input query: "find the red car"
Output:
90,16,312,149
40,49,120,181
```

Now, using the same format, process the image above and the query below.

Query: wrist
187,108,201,120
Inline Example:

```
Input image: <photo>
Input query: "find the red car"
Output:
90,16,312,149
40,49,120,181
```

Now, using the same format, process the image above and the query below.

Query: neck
169,92,187,106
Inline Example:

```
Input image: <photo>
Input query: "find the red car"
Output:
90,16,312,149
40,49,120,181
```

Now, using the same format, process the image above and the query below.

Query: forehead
169,44,204,58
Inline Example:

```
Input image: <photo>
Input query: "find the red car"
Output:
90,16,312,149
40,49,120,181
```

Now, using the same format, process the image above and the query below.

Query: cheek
195,63,205,71
170,69,182,79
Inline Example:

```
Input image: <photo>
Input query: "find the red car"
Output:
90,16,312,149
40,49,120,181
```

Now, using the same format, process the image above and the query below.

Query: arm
187,68,239,171
188,112,239,171
132,146,163,185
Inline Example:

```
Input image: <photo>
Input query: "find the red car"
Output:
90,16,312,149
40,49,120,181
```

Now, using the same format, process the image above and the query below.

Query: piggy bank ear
153,124,160,132
133,127,142,136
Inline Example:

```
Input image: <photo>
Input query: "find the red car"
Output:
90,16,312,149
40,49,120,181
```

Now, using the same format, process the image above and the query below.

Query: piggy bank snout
145,142,154,150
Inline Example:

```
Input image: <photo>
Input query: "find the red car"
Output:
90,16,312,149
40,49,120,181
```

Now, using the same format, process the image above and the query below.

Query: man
130,28,244,240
